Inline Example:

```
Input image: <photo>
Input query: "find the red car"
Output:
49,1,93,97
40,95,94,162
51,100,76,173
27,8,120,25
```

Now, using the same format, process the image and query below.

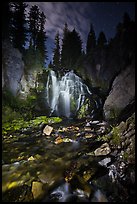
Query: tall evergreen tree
61,24,82,70
36,11,47,67
27,6,47,68
97,31,107,48
2,2,11,40
61,23,70,69
28,5,40,49
10,2,27,51
86,23,96,55
53,32,61,69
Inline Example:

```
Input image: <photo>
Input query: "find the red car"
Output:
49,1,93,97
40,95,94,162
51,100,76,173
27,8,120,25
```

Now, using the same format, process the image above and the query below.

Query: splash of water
45,70,91,118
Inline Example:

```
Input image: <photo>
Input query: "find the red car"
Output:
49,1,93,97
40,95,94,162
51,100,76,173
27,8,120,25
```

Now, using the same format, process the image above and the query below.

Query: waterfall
45,70,91,118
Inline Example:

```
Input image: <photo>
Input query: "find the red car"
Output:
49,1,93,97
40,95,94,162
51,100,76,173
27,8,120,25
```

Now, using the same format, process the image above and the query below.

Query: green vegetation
2,115,62,135
2,89,62,135
77,98,90,119
96,134,110,142
111,126,121,145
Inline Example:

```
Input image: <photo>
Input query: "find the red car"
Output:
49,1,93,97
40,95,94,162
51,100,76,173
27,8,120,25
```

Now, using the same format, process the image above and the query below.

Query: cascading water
45,70,91,118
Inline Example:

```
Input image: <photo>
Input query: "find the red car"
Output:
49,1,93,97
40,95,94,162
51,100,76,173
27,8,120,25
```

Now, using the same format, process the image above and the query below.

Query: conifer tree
97,31,107,48
36,11,47,67
10,2,27,52
53,32,61,69
86,23,96,55
61,24,82,70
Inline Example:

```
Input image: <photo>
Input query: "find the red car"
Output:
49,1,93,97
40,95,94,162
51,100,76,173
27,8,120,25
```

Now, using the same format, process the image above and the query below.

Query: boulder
103,65,135,120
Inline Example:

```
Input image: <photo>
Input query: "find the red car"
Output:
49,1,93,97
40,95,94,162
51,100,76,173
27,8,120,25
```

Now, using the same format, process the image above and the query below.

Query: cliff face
2,40,44,100
2,40,24,96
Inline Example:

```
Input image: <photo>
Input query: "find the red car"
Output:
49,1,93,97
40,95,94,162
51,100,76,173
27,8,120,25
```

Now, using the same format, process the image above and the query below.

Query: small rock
54,136,63,144
90,120,100,125
84,127,92,132
84,133,94,139
98,157,111,167
43,125,53,136
96,126,106,134
94,143,111,156
63,138,73,143
28,156,35,161
31,181,44,199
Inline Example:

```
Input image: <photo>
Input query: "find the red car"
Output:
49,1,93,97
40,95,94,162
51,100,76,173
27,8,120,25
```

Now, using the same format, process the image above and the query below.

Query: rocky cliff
2,40,24,96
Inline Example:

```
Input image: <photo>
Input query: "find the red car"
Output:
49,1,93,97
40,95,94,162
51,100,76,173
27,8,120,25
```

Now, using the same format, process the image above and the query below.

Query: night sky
26,2,135,64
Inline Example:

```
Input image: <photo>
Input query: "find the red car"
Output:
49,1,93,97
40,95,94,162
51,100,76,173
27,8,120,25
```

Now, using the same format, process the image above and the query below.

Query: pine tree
28,6,47,68
61,23,70,69
2,2,11,40
53,32,61,70
36,11,47,67
97,31,107,48
86,23,96,55
28,5,40,49
61,24,82,70
10,2,27,52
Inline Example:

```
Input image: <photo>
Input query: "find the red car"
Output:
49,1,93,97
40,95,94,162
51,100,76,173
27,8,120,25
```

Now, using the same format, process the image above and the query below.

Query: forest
2,2,135,202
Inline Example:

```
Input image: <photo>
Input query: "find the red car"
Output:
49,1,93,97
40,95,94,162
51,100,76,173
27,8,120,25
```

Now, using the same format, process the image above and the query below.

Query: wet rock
83,170,95,182
98,157,111,167
90,120,100,125
94,143,111,156
54,136,63,144
84,127,92,132
84,133,94,139
91,189,108,202
2,184,33,202
63,138,73,143
31,181,44,200
28,156,35,161
96,126,106,134
43,125,53,136
108,164,118,182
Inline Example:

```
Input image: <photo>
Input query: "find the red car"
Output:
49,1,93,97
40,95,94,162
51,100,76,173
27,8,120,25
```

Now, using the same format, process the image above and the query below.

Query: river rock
31,181,44,199
98,157,111,167
94,143,111,156
43,125,53,136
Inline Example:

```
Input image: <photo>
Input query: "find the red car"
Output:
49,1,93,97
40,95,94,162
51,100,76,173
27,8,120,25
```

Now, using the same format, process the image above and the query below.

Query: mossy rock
77,98,91,119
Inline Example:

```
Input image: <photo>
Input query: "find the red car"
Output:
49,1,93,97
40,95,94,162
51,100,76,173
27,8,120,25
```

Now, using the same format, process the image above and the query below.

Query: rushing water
3,118,132,202
45,70,91,118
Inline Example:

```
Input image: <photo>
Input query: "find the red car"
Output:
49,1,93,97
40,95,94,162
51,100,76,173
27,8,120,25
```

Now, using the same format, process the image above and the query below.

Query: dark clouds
26,2,135,64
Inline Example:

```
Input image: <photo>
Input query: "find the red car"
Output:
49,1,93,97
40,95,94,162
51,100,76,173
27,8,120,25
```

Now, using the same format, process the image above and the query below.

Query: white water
45,70,91,118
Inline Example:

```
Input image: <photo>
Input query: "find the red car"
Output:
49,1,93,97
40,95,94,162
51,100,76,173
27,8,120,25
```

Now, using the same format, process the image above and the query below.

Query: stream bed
2,118,134,202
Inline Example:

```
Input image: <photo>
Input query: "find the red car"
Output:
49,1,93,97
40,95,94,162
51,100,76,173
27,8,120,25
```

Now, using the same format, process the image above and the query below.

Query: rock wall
2,40,24,96
103,64,135,121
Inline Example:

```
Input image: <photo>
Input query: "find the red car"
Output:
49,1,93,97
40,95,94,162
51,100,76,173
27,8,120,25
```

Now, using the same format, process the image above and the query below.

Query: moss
96,134,110,142
77,98,90,119
70,97,77,113
109,107,121,121
2,116,62,135
111,126,121,145
122,152,129,161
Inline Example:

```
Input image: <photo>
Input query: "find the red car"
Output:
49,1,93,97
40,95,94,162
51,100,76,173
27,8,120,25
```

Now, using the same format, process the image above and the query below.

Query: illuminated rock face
45,70,91,118
2,40,24,96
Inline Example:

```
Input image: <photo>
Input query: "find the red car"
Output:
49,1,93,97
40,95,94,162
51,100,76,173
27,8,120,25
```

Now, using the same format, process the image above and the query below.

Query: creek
2,118,130,202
